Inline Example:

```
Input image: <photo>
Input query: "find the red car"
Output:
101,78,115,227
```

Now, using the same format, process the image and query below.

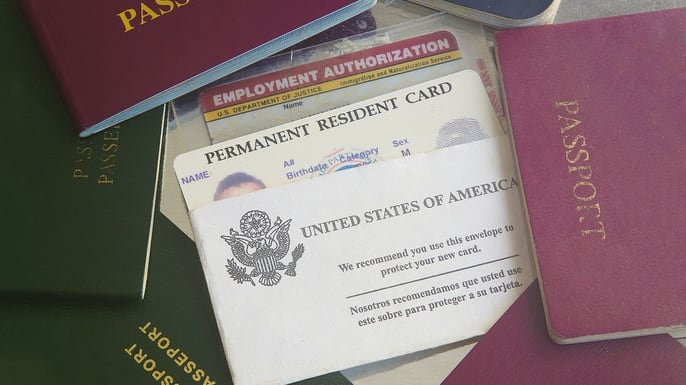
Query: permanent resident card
175,70,502,212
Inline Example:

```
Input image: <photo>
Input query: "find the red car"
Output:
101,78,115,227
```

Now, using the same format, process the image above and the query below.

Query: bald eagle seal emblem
221,210,304,286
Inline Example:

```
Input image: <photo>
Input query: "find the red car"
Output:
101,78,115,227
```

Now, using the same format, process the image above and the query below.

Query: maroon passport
495,8,686,343
441,283,686,385
19,0,375,136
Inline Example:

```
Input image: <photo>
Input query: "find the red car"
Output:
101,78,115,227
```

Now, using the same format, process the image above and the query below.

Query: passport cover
496,8,686,343
19,0,376,137
441,282,686,385
0,0,163,299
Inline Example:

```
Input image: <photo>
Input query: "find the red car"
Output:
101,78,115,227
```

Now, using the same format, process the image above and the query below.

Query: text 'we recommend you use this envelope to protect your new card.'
174,71,534,385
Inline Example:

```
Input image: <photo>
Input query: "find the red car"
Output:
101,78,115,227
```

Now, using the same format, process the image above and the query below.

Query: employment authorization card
174,71,534,385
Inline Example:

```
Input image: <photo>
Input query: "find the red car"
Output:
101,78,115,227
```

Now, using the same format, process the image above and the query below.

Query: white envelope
190,136,533,385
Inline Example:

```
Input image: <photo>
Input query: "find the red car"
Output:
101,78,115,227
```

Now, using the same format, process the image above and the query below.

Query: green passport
0,0,164,299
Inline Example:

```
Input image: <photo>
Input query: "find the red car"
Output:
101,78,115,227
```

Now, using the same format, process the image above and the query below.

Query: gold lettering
192,368,205,381
124,343,138,355
146,326,162,342
577,202,602,222
556,100,579,115
166,347,180,359
557,99,606,240
138,321,151,333
152,369,166,381
581,221,607,239
558,115,582,134
97,174,114,185
174,352,189,366
568,164,592,180
157,337,171,349
133,348,147,364
137,321,215,383
72,168,88,180
104,129,120,141
562,133,587,149
142,358,156,372
573,181,597,202
139,3,161,25
102,145,118,154
557,100,582,133
564,148,589,164
116,1,192,33
155,0,176,14
184,360,196,374
116,9,137,32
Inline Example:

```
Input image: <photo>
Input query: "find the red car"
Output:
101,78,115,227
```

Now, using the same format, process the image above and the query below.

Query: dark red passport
441,283,686,385
495,8,686,343
19,0,375,136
